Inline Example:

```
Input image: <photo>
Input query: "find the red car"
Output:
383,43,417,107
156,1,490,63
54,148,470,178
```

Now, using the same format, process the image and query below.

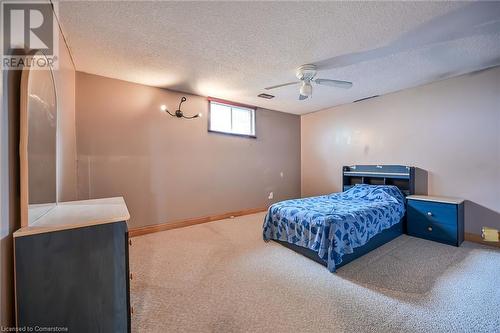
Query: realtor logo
1,1,59,69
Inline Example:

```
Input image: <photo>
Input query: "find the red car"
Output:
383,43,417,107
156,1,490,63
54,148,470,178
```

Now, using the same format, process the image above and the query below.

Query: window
208,99,256,137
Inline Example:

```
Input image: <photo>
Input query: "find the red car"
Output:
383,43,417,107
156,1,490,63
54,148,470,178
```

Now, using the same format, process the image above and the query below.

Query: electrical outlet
268,192,274,200
482,227,499,242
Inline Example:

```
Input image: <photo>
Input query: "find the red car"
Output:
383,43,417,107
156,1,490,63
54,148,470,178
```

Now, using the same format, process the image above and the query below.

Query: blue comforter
263,184,406,272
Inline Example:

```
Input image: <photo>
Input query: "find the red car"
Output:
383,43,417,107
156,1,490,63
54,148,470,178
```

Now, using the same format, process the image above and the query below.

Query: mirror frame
20,52,58,227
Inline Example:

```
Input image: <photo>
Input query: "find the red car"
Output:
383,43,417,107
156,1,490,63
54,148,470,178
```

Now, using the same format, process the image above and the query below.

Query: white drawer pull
427,212,433,216
428,226,433,232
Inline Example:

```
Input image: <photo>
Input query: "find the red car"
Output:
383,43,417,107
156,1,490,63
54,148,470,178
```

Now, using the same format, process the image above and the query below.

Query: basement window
208,98,256,138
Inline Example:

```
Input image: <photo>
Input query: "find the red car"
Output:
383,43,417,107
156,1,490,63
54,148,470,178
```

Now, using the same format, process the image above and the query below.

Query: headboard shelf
342,171,410,179
342,165,427,196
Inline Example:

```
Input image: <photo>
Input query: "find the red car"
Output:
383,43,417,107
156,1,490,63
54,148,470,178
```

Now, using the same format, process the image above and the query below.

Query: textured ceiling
58,1,500,115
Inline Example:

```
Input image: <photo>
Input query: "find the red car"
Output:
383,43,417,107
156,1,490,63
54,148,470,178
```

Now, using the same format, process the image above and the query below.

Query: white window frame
208,99,256,138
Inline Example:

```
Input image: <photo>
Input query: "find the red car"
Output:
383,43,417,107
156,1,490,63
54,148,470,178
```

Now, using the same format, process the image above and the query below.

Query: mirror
20,52,57,226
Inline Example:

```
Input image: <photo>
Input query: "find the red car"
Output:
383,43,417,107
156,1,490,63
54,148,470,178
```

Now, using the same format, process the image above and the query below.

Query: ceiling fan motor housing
296,64,317,81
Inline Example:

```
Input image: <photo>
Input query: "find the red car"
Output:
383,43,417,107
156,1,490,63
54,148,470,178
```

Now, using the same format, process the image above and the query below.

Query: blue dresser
406,195,464,246
14,197,132,332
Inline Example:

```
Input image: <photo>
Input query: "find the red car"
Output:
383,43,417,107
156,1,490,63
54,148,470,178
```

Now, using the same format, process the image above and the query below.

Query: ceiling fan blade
315,79,353,89
265,81,300,90
299,94,308,100
314,3,500,70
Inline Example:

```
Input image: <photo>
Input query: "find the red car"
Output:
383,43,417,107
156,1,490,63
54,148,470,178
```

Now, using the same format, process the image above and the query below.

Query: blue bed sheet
263,184,406,272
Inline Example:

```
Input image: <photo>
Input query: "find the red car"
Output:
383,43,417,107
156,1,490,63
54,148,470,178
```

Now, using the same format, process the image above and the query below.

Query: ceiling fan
264,64,353,100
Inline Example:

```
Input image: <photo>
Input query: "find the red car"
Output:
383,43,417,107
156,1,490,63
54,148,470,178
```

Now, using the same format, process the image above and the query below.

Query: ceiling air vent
257,93,275,99
353,95,379,103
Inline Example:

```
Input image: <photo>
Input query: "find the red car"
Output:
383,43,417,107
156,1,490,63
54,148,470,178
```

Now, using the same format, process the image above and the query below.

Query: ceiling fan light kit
299,82,312,98
265,64,353,101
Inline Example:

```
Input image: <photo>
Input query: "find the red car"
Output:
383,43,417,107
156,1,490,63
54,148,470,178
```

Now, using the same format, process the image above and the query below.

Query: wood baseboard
130,211,500,249
129,207,268,237
465,232,500,248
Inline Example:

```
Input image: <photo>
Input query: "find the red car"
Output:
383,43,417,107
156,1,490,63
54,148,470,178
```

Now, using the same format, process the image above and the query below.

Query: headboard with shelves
342,165,428,196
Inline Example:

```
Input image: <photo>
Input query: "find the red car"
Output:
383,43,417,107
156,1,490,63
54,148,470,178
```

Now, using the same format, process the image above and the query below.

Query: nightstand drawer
407,218,457,245
407,200,457,226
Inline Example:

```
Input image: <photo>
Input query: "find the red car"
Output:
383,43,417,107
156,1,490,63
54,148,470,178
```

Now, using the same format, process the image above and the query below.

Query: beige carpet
130,212,500,333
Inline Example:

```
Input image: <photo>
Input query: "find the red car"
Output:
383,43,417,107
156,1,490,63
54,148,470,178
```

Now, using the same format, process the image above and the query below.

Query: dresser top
407,195,464,205
14,197,130,237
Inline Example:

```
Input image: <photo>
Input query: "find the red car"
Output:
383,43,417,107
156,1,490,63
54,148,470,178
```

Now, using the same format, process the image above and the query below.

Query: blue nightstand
406,195,464,246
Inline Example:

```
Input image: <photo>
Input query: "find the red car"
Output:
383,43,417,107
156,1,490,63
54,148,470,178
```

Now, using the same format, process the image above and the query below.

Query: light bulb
160,105,167,111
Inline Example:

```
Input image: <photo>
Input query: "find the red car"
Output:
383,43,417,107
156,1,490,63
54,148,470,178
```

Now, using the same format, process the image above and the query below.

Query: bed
263,165,427,272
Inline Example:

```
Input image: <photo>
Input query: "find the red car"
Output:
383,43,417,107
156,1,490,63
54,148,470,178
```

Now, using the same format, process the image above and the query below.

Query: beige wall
302,66,500,234
75,72,301,229
0,58,4,326
0,64,21,329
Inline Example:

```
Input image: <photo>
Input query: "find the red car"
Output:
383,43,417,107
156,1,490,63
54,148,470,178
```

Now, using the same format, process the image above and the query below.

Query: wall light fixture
160,97,202,119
